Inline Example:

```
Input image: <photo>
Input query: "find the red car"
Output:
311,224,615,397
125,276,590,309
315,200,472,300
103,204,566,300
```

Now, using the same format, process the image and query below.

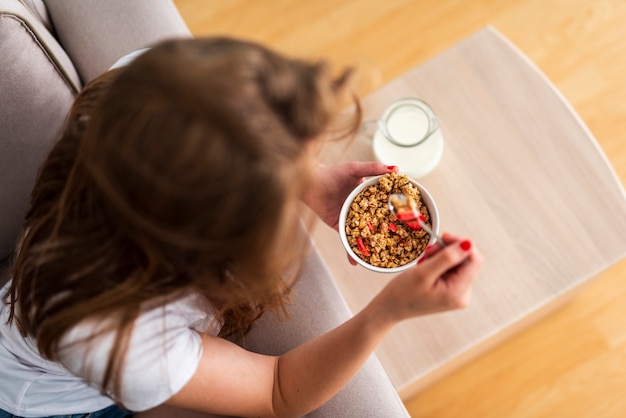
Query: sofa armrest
0,0,80,262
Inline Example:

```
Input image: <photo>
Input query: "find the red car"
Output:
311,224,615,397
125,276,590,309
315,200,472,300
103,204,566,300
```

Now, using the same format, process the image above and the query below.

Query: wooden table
310,26,626,400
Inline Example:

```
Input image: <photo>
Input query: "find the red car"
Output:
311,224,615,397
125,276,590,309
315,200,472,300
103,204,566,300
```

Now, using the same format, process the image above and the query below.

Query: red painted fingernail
386,165,398,171
460,240,472,251
418,256,426,264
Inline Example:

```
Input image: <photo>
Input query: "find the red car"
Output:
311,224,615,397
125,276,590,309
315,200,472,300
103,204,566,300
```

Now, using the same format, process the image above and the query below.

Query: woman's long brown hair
5,38,359,394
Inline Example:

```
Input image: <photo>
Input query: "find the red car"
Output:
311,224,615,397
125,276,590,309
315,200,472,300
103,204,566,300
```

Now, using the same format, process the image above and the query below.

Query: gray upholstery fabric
238,241,410,418
45,0,191,84
18,0,52,32
0,0,80,262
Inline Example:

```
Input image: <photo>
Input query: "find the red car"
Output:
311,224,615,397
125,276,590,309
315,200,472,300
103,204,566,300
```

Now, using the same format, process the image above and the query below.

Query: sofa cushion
45,0,191,84
0,0,81,262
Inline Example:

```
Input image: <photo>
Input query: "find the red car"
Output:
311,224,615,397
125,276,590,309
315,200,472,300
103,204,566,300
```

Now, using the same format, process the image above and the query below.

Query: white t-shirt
109,48,150,70
0,281,221,416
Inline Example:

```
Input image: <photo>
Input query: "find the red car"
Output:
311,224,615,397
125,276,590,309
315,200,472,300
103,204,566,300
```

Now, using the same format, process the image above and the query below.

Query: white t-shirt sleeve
58,294,221,411
109,48,150,70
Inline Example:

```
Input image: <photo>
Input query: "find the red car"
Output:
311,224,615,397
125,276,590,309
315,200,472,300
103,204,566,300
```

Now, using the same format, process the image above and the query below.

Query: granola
345,173,431,268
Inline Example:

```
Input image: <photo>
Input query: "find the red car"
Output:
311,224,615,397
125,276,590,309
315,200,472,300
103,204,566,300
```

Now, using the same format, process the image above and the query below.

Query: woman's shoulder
58,291,222,411
62,291,222,349
142,291,223,335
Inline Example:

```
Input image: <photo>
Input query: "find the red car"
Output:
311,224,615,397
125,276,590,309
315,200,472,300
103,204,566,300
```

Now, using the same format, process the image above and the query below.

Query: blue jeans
0,405,132,418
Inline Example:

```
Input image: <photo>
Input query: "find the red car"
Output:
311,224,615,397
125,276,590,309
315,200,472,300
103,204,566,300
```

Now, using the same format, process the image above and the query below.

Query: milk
372,103,444,178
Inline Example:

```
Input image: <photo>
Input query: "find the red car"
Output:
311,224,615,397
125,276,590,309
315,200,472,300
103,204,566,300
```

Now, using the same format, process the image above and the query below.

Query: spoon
388,193,446,247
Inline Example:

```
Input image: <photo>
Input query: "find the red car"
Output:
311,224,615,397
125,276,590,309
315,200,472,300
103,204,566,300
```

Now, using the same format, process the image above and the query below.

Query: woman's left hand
304,161,398,230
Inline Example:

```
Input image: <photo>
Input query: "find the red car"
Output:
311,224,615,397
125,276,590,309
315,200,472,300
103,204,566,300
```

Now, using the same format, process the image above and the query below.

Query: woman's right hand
375,232,483,323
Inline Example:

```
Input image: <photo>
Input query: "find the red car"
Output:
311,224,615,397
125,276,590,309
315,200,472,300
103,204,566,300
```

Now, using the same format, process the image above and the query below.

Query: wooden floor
173,1,626,416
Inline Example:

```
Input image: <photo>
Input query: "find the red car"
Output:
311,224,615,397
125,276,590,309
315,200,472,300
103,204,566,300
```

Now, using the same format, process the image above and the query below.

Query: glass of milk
366,98,444,179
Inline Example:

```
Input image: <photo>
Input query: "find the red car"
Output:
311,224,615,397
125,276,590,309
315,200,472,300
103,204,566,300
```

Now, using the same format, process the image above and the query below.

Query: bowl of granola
339,172,439,273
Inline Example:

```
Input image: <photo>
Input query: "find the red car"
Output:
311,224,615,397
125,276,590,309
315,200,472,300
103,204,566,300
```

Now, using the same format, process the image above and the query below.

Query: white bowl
338,175,440,273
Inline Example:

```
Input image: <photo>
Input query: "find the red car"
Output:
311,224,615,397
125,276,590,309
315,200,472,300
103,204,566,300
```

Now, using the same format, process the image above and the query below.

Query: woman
0,38,482,417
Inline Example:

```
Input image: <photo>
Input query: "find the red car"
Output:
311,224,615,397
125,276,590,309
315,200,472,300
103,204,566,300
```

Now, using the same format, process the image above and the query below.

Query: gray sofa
0,1,410,416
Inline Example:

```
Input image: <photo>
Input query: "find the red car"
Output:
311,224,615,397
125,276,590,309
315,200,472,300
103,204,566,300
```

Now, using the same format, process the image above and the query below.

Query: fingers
386,233,482,317
441,232,460,245
419,232,462,261
346,161,398,179
346,252,357,266
420,237,474,280
417,235,482,311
